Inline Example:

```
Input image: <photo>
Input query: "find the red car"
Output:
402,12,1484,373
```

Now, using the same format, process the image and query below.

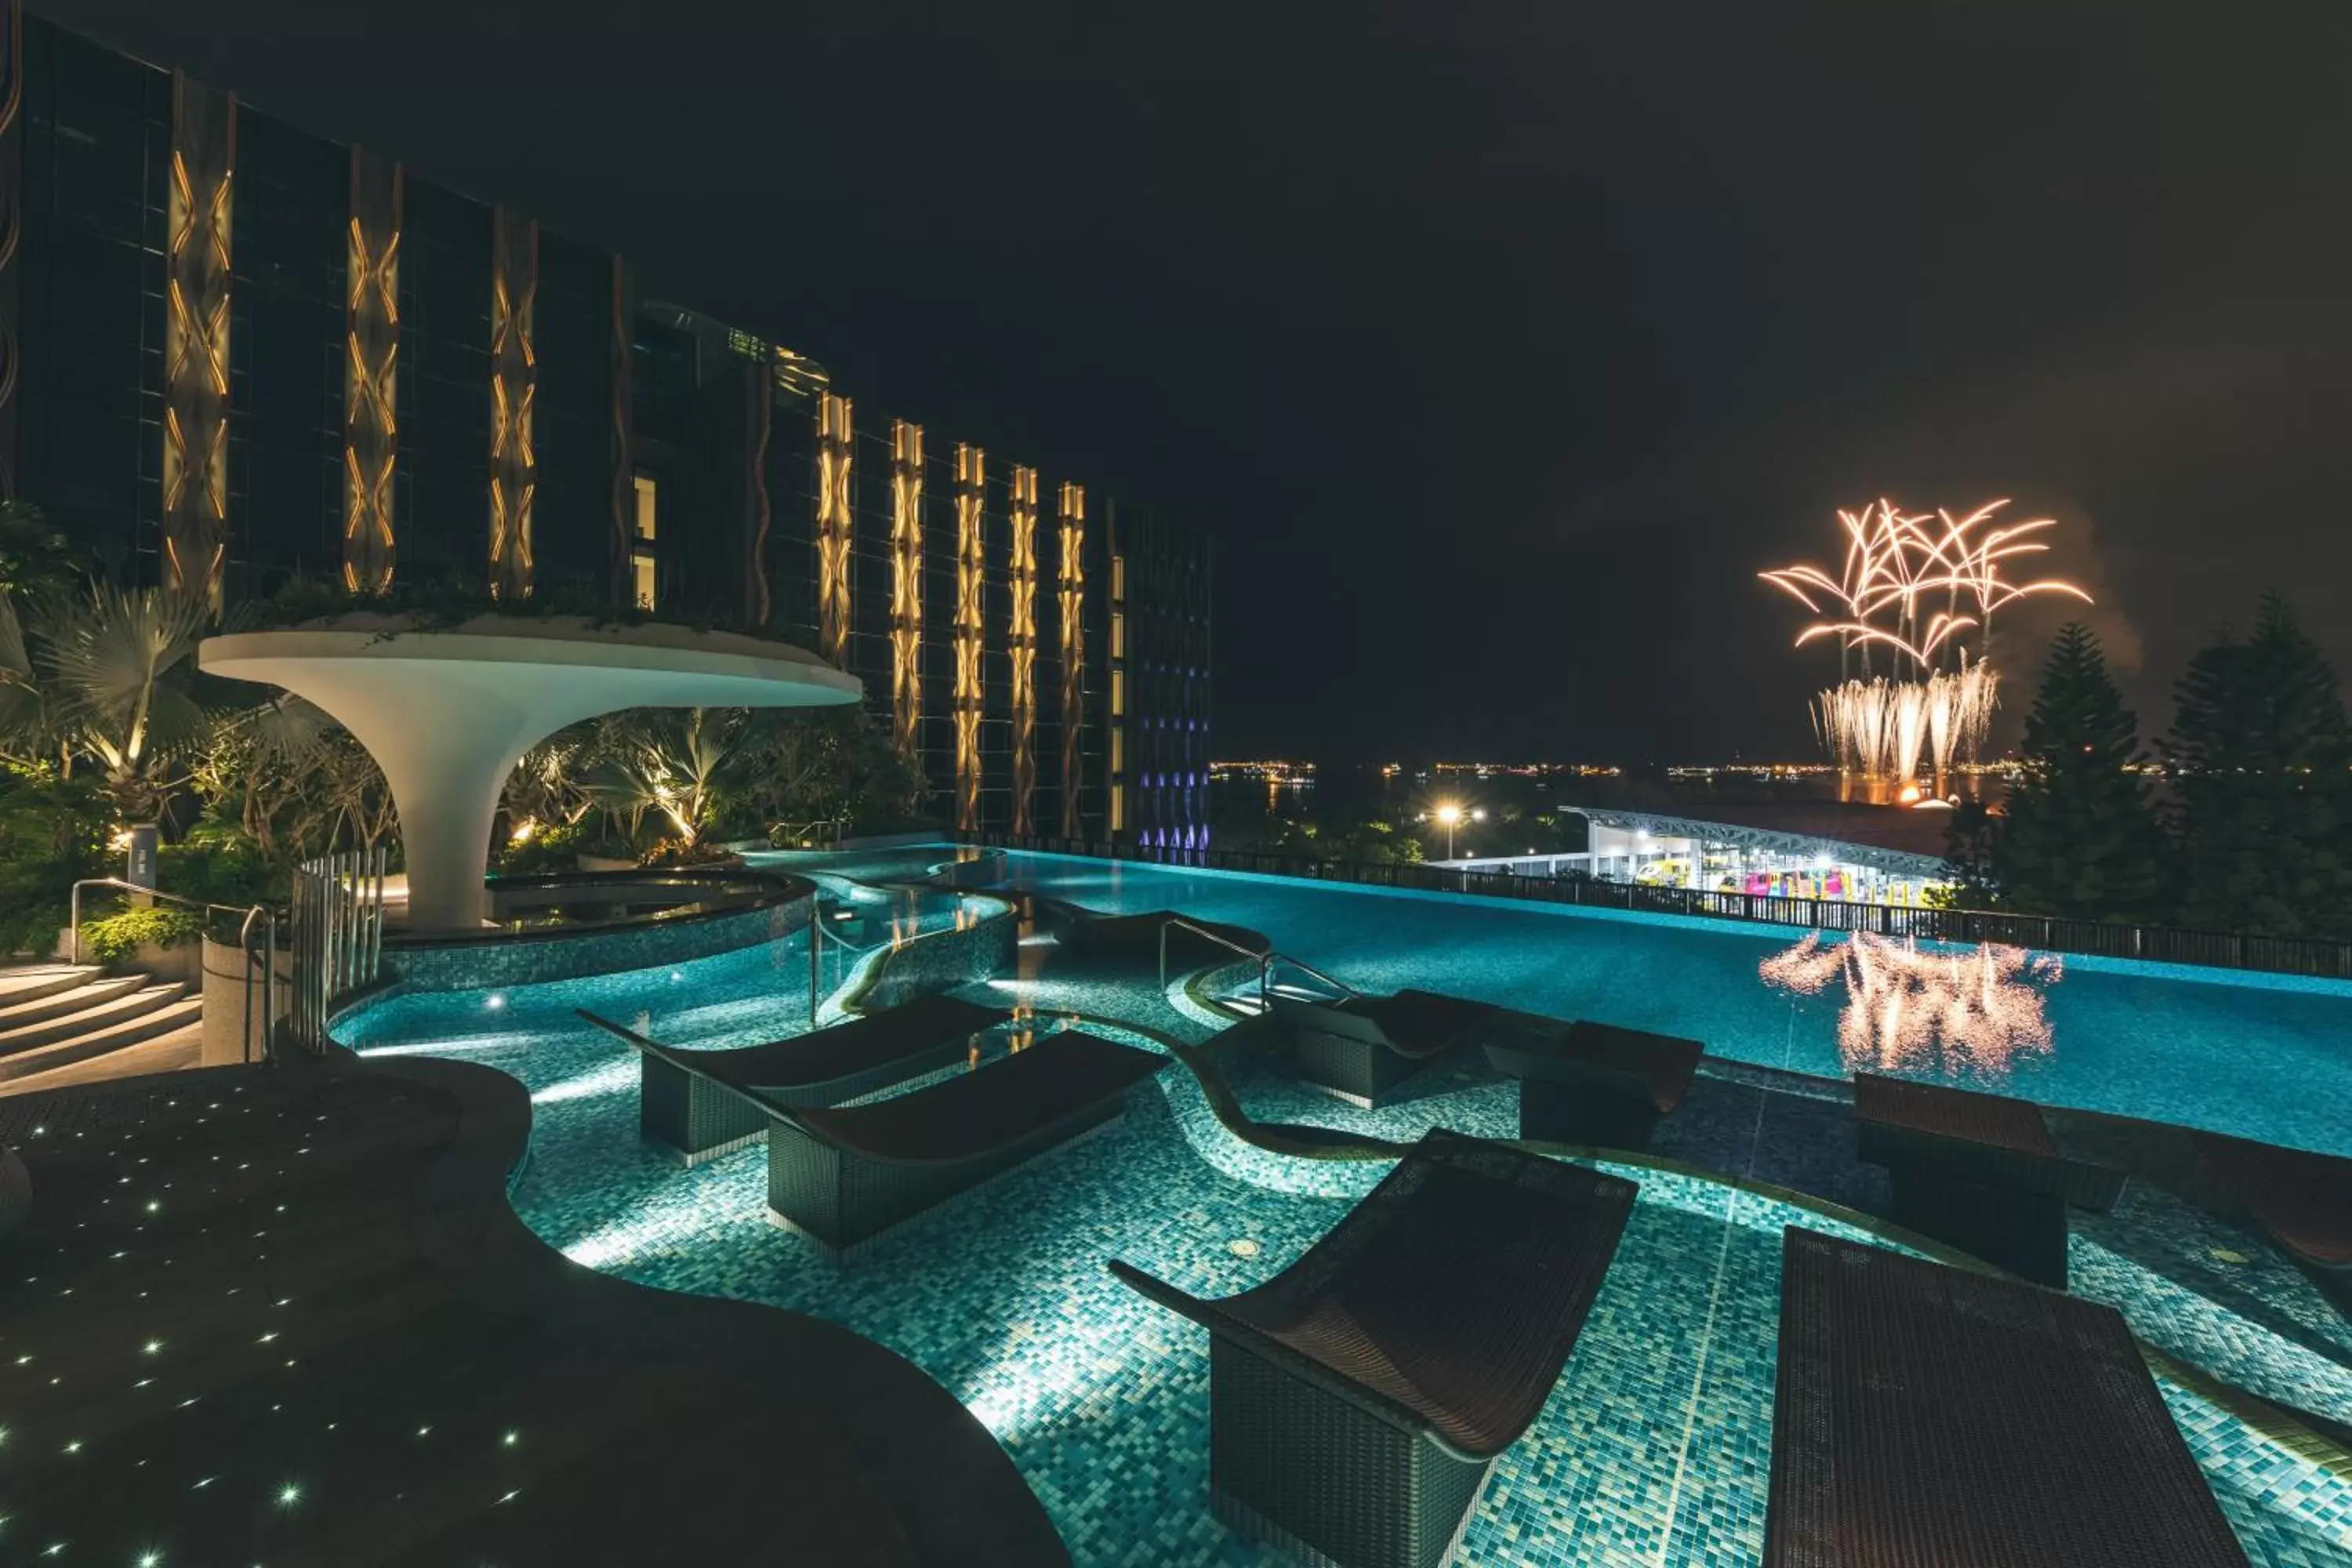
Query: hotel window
633,475,659,609
1111,668,1125,717
633,474,658,541
1111,611,1125,659
1110,784,1125,832
1111,553,1126,600
1111,728,1124,775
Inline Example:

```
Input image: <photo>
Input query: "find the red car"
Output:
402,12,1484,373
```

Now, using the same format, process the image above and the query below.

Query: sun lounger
1768,1227,2246,1568
764,1028,1166,1257
579,993,1012,1163
1270,988,1512,1107
1485,1020,1702,1149
2196,1131,2352,1316
1853,1073,2125,1288
1111,1130,1635,1568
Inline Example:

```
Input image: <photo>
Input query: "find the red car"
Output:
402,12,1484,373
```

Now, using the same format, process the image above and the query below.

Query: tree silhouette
1990,623,2168,921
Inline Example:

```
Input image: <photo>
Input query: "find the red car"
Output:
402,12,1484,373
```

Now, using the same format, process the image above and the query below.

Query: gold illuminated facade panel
162,71,235,608
889,419,924,756
953,443,985,833
1057,479,1086,840
487,205,538,598
749,365,773,625
341,145,400,595
608,256,636,608
815,392,855,662
0,0,23,498
1007,463,1039,835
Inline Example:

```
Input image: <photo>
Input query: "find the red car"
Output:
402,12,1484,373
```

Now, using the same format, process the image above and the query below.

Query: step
0,996,205,1084
0,971,146,1031
0,982,189,1058
0,1018,206,1097
0,964,103,1007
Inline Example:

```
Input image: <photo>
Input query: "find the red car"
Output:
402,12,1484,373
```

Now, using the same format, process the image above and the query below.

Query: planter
201,935,292,1065
575,852,638,873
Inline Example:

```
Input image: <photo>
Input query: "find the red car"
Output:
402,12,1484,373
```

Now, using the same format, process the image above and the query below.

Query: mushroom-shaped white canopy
200,615,862,931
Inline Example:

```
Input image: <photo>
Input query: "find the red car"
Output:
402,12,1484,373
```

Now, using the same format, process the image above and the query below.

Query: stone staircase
0,964,205,1093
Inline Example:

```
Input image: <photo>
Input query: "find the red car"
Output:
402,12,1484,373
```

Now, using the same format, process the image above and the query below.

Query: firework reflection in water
1759,931,2061,1081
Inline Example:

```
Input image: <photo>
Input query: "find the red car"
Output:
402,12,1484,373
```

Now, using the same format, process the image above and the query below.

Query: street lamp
1436,802,1463,860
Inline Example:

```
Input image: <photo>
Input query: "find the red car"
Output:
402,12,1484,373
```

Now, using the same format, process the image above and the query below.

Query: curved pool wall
746,844,1006,889
978,849,2352,1157
340,883,1008,1060
386,874,815,991
843,902,1018,1014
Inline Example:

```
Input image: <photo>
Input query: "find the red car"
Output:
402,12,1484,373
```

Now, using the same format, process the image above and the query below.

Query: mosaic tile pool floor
341,938,2352,1568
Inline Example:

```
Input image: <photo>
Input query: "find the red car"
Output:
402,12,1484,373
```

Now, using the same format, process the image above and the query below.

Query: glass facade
0,9,1210,849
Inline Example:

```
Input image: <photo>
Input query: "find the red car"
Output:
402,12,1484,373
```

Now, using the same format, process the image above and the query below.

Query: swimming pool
980,850,2352,1157
331,888,2352,1568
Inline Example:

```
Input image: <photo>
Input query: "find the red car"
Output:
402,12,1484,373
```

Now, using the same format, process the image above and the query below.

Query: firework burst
1762,498,2089,793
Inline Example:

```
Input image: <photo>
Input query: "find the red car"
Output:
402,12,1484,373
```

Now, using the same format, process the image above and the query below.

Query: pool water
985,852,2352,1157
332,853,2352,1566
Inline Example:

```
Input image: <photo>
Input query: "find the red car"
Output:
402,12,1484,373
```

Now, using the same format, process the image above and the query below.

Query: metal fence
288,846,388,1052
971,834,2352,982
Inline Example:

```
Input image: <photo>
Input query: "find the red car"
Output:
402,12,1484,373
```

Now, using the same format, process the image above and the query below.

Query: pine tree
2162,593,2352,938
1989,624,2168,921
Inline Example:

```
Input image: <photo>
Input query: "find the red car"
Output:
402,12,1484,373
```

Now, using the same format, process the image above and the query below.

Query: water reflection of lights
1759,931,2060,1080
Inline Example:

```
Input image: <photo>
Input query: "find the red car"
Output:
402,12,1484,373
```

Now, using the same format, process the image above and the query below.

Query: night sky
44,0,2352,764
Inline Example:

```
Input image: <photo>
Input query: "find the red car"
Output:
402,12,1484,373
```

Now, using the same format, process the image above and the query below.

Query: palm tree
25,586,209,823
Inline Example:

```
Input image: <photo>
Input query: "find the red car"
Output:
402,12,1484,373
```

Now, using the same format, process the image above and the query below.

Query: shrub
0,768,110,956
79,905,204,964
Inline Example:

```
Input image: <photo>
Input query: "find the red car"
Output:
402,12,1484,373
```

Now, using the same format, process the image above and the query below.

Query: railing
807,894,866,1016
69,878,279,1064
771,818,845,851
287,847,388,1054
975,833,2352,982
1155,915,1363,1011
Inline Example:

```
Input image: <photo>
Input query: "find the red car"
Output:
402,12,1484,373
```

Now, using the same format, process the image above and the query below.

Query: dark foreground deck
0,1057,1067,1566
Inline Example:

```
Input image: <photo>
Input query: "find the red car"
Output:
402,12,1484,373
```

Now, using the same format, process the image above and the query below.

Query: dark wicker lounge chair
765,1028,1166,1257
2196,1131,2352,1316
1769,1227,2248,1568
1270,988,1533,1108
1111,1130,1635,1568
1853,1073,2125,1288
581,994,1013,1163
1486,1020,1703,1149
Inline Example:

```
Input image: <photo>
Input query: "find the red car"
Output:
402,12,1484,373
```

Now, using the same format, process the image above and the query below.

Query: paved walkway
0,1054,1065,1567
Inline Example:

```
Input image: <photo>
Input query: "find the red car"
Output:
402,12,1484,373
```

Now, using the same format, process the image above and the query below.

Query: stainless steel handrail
1157,916,1272,999
68,877,258,962
237,904,278,1065
1264,953,1364,1004
71,877,279,1064
806,895,868,1014
1154,915,1368,1013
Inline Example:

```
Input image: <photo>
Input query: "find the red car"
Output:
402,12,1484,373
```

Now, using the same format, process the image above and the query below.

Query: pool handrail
1156,915,1363,1009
